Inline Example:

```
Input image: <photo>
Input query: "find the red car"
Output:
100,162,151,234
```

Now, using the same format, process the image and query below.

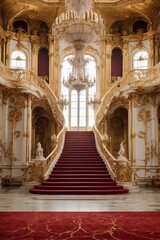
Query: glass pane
71,102,77,108
80,94,86,101
88,106,94,127
11,50,27,69
79,117,86,126
71,93,78,101
134,51,148,69
61,54,97,129
79,109,86,116
71,117,78,126
11,60,16,67
71,108,78,117
79,102,86,109
63,107,69,127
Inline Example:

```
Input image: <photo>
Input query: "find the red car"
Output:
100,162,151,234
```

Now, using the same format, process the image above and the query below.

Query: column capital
48,34,54,44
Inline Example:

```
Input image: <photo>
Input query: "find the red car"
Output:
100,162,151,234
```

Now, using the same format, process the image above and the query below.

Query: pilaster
122,36,129,76
30,35,39,75
105,35,112,90
5,36,11,67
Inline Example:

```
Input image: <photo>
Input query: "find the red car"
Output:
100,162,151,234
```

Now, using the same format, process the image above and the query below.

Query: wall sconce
57,95,69,110
88,94,101,108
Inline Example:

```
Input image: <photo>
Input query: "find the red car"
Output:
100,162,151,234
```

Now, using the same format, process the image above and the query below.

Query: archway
107,107,128,159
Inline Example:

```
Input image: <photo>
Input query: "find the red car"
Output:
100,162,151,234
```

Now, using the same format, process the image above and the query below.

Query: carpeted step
29,131,129,195
51,169,108,173
29,188,129,195
42,181,117,186
46,177,114,182
33,185,124,190
53,167,107,170
49,173,111,178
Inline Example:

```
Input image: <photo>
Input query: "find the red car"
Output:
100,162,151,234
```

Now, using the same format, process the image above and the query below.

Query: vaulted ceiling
0,0,160,34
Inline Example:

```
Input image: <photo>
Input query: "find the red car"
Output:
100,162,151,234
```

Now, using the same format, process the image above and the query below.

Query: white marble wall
0,92,30,179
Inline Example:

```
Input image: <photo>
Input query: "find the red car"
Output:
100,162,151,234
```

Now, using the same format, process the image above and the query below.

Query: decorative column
53,40,60,97
96,64,100,99
0,29,6,63
48,34,54,91
5,36,11,67
122,36,129,77
154,33,159,65
2,92,9,165
2,38,6,65
26,94,32,163
21,96,28,165
99,40,105,98
128,93,136,165
149,32,154,68
105,35,112,93
0,37,2,62
30,35,39,75
149,93,158,166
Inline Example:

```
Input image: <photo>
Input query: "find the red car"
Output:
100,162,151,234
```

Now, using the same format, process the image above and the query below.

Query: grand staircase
29,131,129,195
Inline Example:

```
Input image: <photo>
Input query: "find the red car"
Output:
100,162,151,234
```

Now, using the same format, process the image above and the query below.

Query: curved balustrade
0,61,65,126
96,65,160,126
94,64,160,183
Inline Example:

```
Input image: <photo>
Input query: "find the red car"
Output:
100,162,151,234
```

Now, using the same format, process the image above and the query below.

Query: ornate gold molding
137,107,151,167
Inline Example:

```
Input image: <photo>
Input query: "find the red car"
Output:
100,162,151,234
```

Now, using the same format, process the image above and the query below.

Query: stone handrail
94,64,160,182
30,125,67,182
93,126,132,182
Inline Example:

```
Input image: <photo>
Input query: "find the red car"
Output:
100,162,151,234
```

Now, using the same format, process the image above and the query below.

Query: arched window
11,50,27,69
61,54,96,130
133,50,148,70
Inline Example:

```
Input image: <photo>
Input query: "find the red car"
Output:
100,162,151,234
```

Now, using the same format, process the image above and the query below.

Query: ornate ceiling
0,0,160,33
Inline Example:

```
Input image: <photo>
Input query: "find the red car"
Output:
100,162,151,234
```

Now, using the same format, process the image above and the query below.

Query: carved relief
54,40,60,67
1,92,27,164
112,32,122,48
137,107,151,166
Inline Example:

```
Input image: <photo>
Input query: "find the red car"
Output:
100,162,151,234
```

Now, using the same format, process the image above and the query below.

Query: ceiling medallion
65,0,93,16
95,0,121,2
41,0,59,2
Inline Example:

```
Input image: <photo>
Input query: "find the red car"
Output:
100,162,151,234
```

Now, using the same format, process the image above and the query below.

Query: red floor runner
0,212,160,240
30,131,128,195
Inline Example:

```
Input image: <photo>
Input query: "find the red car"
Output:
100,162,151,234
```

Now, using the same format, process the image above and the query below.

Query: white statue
117,140,128,161
35,142,45,160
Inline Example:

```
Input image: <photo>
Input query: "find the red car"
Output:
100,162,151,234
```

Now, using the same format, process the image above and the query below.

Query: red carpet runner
1,212,160,240
29,131,128,194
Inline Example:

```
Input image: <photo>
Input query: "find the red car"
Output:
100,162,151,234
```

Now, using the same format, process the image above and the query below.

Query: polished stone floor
0,182,160,212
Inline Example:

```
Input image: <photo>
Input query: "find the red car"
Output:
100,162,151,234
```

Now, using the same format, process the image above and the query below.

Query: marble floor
0,182,160,212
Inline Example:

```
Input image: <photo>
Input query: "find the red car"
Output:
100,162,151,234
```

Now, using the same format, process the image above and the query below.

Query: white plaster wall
0,93,29,180
132,94,159,180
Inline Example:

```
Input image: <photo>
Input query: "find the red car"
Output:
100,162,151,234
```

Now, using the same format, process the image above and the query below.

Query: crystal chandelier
52,0,105,92
63,40,95,92
65,0,93,16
